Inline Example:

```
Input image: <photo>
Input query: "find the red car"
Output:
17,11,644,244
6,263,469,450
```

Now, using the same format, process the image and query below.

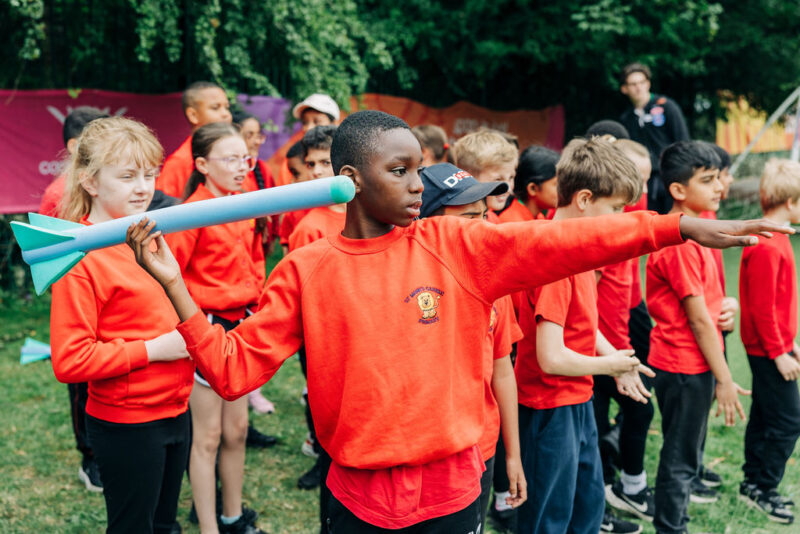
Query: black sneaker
740,484,794,524
246,424,278,449
605,480,654,522
699,465,722,488
487,497,518,533
78,457,103,492
600,512,642,534
690,477,719,504
218,512,268,534
298,457,322,489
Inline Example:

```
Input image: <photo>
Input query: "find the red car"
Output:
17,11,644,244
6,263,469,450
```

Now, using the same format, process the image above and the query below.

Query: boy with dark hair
619,62,690,214
39,105,109,494
647,140,750,534
515,137,655,534
419,163,527,529
127,111,787,533
585,120,631,141
156,81,232,197
738,159,800,524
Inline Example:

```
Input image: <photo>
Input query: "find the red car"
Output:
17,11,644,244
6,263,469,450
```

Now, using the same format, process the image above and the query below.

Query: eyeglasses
208,155,256,171
243,131,266,143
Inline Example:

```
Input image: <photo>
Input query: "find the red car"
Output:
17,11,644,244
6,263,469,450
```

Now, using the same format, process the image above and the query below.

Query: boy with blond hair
452,129,518,217
516,137,656,534
739,159,800,524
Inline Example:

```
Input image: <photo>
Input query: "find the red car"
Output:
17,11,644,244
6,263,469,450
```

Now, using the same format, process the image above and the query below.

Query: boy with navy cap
421,163,527,529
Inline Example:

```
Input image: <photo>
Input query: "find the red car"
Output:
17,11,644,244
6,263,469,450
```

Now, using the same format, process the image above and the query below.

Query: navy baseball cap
420,163,509,218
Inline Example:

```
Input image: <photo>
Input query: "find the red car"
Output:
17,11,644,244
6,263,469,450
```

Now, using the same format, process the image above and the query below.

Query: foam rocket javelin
12,176,355,295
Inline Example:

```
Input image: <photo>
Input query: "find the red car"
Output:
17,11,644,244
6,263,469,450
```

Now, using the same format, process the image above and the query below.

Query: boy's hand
775,353,800,381
615,364,656,403
604,349,640,377
126,218,182,290
504,455,527,508
717,297,739,332
679,217,794,249
714,380,750,426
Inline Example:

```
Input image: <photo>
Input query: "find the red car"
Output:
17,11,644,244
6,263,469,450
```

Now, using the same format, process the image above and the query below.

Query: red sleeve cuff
127,340,150,371
654,212,685,249
177,311,213,351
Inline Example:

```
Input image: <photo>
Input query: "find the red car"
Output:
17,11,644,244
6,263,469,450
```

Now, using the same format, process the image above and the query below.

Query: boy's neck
764,207,791,226
551,204,582,221
668,201,700,218
342,205,395,240
523,197,542,218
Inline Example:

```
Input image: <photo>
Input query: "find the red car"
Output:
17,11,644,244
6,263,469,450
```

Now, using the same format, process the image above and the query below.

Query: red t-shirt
39,175,66,217
496,199,534,223
479,295,523,461
289,207,346,251
515,271,599,409
597,260,634,351
279,209,312,247
176,212,682,527
646,240,724,374
624,202,646,307
50,217,192,424
165,184,265,321
156,135,193,198
740,233,798,358
699,210,726,292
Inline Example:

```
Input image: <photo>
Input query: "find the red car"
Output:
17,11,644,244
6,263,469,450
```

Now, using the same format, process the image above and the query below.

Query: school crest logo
404,286,444,324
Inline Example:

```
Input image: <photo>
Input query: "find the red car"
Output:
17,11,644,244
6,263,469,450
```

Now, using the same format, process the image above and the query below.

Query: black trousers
87,411,191,534
68,382,92,460
593,374,654,481
479,455,496,528
299,347,321,454
743,355,800,491
653,370,714,534
326,495,482,533
493,434,509,495
319,448,332,534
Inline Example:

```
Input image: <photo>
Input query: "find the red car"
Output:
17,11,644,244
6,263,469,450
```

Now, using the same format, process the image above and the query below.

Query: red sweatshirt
279,209,312,247
597,260,634,351
740,233,798,358
51,218,192,424
496,199,534,223
156,135,193,198
39,175,66,217
288,206,346,251
165,184,265,320
176,211,682,525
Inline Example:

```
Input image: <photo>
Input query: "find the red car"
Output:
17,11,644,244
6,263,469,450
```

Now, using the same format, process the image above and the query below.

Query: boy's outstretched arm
678,216,794,248
684,295,750,426
491,355,526,508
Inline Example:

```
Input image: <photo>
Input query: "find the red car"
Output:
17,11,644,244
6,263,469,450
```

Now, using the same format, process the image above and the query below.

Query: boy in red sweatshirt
127,111,787,533
515,137,656,534
156,81,232,197
647,141,750,534
739,158,800,524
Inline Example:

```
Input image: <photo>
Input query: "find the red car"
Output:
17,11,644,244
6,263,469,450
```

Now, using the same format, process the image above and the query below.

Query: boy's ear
185,106,200,127
575,189,593,209
668,182,687,203
339,165,361,193
526,182,538,198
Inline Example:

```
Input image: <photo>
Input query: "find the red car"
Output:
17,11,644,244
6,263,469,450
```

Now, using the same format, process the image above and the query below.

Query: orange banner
716,96,796,155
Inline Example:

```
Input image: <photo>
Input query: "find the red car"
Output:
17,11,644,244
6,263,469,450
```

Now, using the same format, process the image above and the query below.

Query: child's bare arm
684,295,750,425
491,356,526,508
596,329,654,403
537,321,638,377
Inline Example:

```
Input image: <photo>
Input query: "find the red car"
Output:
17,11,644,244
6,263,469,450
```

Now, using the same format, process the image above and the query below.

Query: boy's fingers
639,364,656,377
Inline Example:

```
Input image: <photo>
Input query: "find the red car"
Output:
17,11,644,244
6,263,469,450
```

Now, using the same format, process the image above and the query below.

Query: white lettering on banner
46,105,127,124
39,160,66,176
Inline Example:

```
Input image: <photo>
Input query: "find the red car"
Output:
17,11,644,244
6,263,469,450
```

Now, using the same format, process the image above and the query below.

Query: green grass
1,242,799,533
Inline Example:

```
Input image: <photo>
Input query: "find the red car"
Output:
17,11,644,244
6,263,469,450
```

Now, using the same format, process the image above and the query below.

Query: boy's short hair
620,62,651,85
515,146,559,200
302,125,337,155
556,137,642,207
62,106,109,147
615,139,650,161
659,141,721,188
585,120,630,140
330,110,410,175
182,81,223,111
452,130,518,176
708,142,731,170
760,158,800,212
286,140,304,159
412,125,448,160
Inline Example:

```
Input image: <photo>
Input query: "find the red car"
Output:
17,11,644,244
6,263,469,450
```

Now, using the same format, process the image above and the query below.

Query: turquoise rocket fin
10,220,75,251
30,250,85,295
27,212,84,231
20,337,52,364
